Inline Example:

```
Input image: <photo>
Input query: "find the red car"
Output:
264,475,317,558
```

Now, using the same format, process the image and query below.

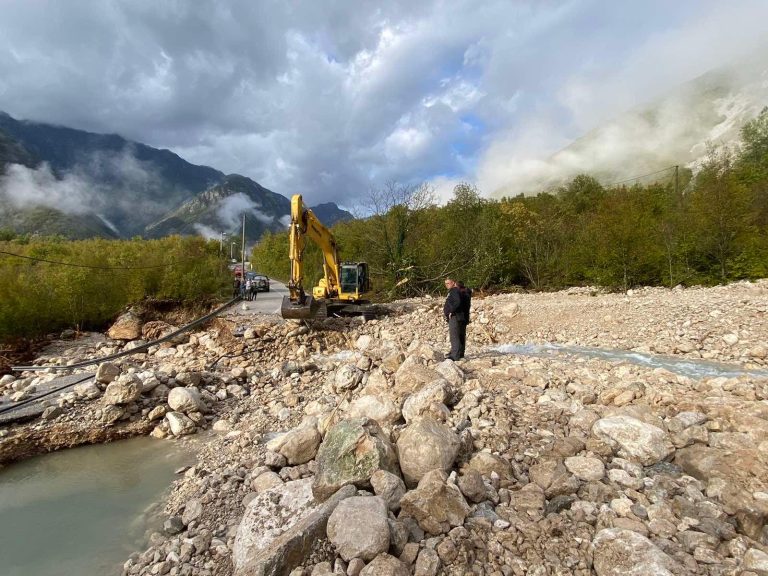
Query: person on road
443,277,469,360
249,279,258,301
233,277,241,298
245,278,253,301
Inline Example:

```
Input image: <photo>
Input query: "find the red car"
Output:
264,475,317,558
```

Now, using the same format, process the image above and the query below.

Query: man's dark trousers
448,315,467,360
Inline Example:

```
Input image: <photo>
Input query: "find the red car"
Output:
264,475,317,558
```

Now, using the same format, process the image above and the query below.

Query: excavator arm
287,194,340,301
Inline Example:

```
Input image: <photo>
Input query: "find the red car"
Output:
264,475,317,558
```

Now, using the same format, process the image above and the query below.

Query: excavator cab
339,262,369,300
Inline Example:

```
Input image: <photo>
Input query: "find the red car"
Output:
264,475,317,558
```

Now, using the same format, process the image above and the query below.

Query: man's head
444,278,456,290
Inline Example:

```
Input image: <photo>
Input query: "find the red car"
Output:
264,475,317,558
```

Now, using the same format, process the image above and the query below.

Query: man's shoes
444,354,456,361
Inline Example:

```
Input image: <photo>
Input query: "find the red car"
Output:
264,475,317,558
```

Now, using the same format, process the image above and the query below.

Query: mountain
146,174,291,242
0,112,351,239
310,202,354,226
493,49,768,197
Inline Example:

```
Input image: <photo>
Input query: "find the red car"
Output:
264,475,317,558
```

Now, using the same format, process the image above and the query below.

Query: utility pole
674,165,679,197
241,213,246,276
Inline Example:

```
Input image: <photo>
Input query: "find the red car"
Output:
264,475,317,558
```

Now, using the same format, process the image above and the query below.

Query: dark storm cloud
1,0,767,205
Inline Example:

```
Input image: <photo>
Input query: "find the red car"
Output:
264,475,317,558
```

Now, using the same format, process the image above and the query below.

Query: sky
1,0,767,207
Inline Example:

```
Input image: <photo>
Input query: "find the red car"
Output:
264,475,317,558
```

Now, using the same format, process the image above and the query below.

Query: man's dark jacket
444,287,468,322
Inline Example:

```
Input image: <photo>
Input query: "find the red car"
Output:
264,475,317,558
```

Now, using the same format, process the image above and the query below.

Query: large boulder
401,380,453,424
107,310,142,340
399,470,470,535
346,395,401,428
168,387,203,413
592,529,679,576
312,418,398,501
327,496,390,561
233,478,355,576
592,415,674,465
397,418,459,487
103,373,142,405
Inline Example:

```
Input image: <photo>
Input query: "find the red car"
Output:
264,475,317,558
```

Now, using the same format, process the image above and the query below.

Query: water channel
0,436,195,576
492,342,768,379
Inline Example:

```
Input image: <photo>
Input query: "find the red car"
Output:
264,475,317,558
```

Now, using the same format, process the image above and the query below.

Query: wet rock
103,374,142,405
327,496,389,561
592,528,680,576
592,415,674,465
312,418,398,501
400,470,470,535
397,418,459,487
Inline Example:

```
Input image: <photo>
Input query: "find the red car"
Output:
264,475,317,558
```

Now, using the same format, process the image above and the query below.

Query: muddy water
0,436,194,576
493,342,768,379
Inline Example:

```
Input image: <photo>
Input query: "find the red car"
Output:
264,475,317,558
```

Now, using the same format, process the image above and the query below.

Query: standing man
443,277,469,360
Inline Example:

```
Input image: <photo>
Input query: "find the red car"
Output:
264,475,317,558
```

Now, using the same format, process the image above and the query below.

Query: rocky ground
1,280,767,576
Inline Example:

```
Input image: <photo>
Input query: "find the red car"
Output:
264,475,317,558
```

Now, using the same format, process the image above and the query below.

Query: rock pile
2,279,768,576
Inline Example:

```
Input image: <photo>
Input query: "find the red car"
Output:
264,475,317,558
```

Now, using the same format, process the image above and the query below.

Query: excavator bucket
280,295,321,320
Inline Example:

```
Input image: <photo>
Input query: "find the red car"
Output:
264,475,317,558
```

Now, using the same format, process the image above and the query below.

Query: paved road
234,278,288,315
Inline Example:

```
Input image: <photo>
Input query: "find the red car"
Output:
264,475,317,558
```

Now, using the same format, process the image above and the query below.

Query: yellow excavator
280,194,374,320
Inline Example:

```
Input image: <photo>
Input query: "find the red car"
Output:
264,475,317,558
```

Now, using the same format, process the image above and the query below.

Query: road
234,278,288,315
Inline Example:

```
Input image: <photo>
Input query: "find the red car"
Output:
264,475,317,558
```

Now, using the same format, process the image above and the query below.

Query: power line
603,165,678,187
0,250,200,270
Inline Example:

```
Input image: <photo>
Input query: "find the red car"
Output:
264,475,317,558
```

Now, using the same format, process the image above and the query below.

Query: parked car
245,272,270,292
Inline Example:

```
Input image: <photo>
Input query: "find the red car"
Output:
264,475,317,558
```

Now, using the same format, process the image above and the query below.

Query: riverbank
1,280,767,575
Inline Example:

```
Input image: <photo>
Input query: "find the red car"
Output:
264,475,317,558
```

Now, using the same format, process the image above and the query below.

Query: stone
508,483,545,512
233,478,355,576
564,456,605,481
276,425,323,466
592,528,679,576
73,380,101,399
401,379,453,424
327,496,390,562
164,515,184,534
252,471,284,493
100,404,125,424
359,553,409,576
148,405,167,421
370,469,407,511
166,412,196,436
334,365,364,392
592,415,674,465
457,469,486,503
397,418,460,487
346,395,401,428
182,498,203,525
400,470,471,535
464,452,514,479
95,362,121,384
393,356,442,399
103,374,142,405
742,548,768,575
434,360,464,388
168,387,203,413
347,558,365,576
312,418,398,501
107,310,142,340
414,548,441,576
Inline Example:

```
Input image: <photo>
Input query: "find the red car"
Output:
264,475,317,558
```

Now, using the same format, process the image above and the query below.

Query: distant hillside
0,112,352,239
494,49,768,196
310,202,354,226
146,174,291,242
